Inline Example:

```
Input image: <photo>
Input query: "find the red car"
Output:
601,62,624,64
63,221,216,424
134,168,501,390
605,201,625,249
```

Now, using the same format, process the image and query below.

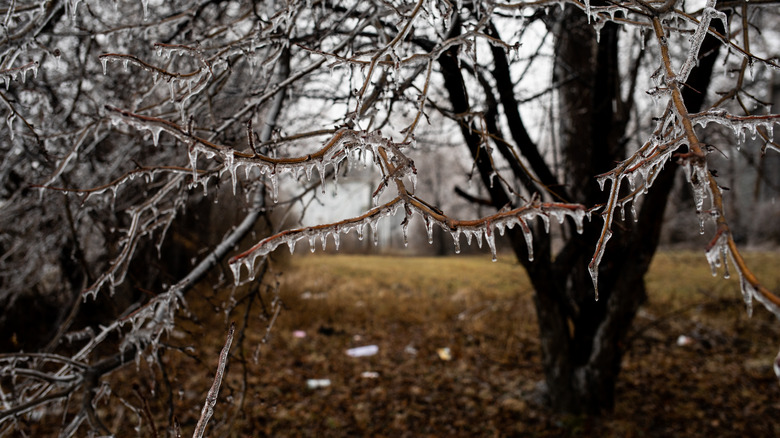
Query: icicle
574,209,586,234
245,258,257,282
484,223,497,262
594,19,605,43
539,214,550,234
549,209,566,225
519,219,534,262
588,230,612,301
287,239,296,254
309,235,316,253
424,216,434,244
150,126,162,147
188,146,199,181
720,242,730,279
270,171,279,203
740,275,754,318
230,261,243,286
317,160,326,194
370,220,379,246
450,229,461,254
597,174,611,191
305,163,314,181
705,241,722,277
7,114,15,140
223,152,237,195
201,178,209,197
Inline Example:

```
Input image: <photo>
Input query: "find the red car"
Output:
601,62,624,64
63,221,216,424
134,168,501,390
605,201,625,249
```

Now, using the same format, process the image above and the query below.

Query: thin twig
192,322,235,438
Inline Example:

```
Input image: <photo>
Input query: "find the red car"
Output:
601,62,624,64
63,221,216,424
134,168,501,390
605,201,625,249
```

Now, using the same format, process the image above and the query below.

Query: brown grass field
29,251,780,437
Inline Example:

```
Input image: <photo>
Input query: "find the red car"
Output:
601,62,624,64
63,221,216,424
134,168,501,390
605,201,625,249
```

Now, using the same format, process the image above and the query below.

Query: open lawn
49,251,780,437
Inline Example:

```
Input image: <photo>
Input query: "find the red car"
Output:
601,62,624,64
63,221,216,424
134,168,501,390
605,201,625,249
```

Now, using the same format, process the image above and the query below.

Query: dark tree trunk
528,8,722,413
526,7,723,414
435,6,722,414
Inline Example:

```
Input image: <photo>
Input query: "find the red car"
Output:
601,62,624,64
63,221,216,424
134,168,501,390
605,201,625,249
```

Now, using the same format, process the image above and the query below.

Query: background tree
1,0,779,435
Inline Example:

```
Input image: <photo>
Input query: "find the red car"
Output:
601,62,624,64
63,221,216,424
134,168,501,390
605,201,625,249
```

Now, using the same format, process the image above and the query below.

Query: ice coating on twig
691,111,778,147
589,110,688,299
229,199,404,284
193,323,235,438
706,230,780,319
0,61,39,90
99,53,212,121
676,1,727,85
107,106,417,203
228,195,587,284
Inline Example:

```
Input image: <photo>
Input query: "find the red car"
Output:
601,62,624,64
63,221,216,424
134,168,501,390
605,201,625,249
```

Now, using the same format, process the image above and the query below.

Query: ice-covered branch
229,192,587,284
192,322,235,438
588,5,780,316
0,61,38,89
106,105,417,201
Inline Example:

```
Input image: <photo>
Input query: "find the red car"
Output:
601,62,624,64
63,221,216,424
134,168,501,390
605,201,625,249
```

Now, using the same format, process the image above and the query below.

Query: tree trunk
436,6,722,414
518,7,722,414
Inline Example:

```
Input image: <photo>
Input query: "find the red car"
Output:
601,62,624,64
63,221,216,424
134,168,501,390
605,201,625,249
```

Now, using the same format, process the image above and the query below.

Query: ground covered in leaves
33,252,780,437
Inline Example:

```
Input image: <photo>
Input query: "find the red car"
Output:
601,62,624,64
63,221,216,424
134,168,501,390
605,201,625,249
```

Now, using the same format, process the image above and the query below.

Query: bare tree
1,0,779,434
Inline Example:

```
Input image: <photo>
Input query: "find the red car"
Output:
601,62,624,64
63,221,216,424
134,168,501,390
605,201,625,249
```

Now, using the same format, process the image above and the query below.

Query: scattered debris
306,379,331,389
436,347,452,361
360,371,380,379
404,345,418,356
293,330,307,338
676,335,694,347
346,345,378,357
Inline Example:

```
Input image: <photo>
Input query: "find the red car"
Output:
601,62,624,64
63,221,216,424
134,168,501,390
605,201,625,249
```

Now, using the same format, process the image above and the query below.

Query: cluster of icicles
592,104,780,316
228,197,589,286
107,105,417,203
0,61,38,90
705,233,780,319
99,51,211,123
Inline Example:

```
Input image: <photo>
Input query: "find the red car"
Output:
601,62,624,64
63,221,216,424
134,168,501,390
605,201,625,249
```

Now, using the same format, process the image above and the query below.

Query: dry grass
27,251,780,437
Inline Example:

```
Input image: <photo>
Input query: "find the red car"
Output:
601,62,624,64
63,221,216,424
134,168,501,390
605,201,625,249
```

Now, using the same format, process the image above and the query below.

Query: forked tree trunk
437,6,721,414
518,8,722,414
